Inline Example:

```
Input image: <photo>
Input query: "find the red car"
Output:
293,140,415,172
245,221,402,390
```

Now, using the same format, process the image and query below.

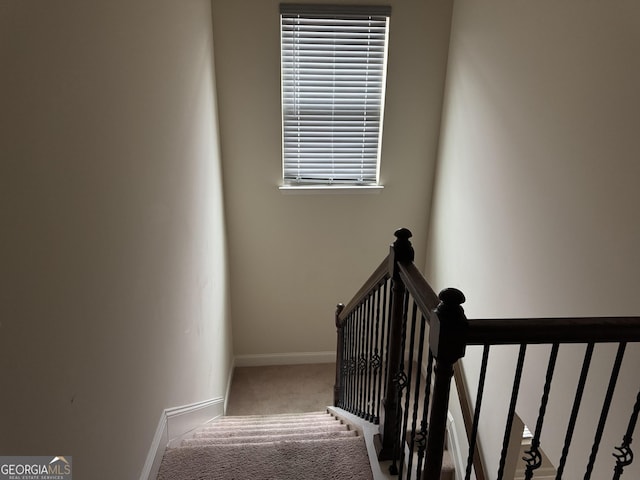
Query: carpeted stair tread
181,429,358,447
196,424,345,436
219,410,328,418
217,411,329,422
193,423,350,438
213,415,338,427
197,419,343,432
158,436,373,480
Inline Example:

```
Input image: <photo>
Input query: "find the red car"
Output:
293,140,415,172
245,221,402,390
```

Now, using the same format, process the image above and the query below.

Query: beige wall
0,2,232,478
428,1,640,478
212,0,453,357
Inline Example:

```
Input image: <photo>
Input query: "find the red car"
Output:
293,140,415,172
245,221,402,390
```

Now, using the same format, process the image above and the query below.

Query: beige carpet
158,411,373,480
226,363,335,415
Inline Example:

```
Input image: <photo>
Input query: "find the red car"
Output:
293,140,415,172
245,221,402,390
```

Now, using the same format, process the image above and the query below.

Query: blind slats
281,6,390,185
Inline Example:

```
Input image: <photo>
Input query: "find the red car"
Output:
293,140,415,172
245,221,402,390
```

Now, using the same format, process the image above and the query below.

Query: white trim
224,355,236,415
139,412,168,480
165,397,224,442
139,397,224,480
279,185,384,194
447,411,467,480
234,351,336,367
328,406,395,480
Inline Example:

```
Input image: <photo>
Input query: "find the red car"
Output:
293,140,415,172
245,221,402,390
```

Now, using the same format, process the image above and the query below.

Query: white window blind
280,4,391,185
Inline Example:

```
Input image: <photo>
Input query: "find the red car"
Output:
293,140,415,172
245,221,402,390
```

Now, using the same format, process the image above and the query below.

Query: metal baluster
464,344,491,480
344,314,353,413
612,390,640,480
352,306,359,415
360,298,370,418
555,342,595,479
388,291,410,475
357,301,366,417
415,350,434,476
362,293,370,420
407,312,427,478
365,292,375,421
371,285,383,424
398,301,419,479
523,343,560,480
360,296,368,418
497,344,528,480
350,306,358,416
341,314,348,412
381,278,391,415
346,315,354,410
348,313,357,414
584,342,627,480
342,317,349,409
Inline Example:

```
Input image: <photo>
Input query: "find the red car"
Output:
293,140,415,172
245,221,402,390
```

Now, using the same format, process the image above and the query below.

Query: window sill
278,185,384,195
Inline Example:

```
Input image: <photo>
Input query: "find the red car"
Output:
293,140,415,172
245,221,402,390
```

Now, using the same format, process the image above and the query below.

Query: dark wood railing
334,228,640,480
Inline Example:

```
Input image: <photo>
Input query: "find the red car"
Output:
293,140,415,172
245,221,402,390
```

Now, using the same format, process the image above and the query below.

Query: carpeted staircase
157,411,374,480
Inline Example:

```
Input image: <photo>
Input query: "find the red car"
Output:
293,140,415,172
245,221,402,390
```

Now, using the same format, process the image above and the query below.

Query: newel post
423,288,469,480
334,303,345,407
375,228,414,462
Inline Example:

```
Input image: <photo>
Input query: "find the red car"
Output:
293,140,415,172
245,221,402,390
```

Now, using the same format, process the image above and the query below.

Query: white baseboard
224,355,236,415
234,351,336,367
447,411,466,480
139,397,224,480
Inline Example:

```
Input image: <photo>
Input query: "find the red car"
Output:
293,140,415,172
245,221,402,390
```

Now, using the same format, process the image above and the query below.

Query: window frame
279,4,391,190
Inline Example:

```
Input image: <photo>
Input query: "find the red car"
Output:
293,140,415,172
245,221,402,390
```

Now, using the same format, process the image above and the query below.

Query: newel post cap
391,227,415,264
429,287,468,363
438,288,466,307
394,227,412,242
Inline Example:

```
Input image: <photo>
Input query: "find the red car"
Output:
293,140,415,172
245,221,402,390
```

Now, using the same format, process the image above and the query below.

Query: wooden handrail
337,254,390,324
467,316,640,345
397,261,440,318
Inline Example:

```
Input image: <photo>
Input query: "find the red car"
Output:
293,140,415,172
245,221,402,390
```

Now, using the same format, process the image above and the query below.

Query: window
280,4,391,187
